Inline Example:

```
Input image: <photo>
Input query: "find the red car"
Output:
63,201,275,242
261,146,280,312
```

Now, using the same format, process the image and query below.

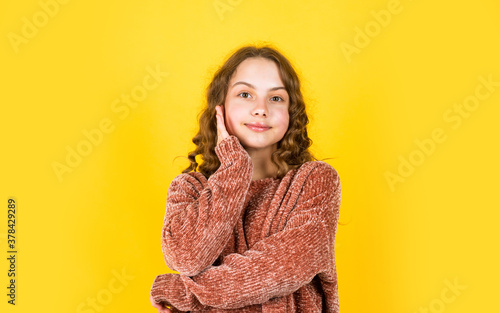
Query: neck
245,145,278,180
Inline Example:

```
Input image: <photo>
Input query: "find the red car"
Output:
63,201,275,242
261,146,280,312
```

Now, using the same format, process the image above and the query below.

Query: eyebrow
231,81,286,92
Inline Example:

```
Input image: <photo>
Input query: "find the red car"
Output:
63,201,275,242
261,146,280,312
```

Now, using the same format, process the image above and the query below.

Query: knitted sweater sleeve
150,162,341,311
159,135,253,277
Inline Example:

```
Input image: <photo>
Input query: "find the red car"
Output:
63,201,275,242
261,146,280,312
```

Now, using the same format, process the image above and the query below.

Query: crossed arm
160,135,254,277
151,162,341,311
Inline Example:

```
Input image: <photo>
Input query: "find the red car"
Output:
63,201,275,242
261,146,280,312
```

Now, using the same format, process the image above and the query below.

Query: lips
245,123,271,131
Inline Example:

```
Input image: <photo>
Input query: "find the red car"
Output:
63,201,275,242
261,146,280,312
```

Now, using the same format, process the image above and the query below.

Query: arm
151,163,341,311
161,135,253,277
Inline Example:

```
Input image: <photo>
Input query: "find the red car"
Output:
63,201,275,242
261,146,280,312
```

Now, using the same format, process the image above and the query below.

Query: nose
252,98,268,117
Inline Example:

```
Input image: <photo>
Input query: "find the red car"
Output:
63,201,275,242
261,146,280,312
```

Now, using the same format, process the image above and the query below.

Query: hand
150,294,172,313
215,105,230,146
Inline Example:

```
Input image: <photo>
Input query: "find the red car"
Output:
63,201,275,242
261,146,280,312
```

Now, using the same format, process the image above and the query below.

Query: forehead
230,57,284,85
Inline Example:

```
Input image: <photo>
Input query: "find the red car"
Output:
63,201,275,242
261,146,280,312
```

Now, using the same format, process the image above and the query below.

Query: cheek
275,109,290,128
224,107,240,132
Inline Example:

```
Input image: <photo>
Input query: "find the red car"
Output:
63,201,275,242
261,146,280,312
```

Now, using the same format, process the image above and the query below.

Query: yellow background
1,0,499,312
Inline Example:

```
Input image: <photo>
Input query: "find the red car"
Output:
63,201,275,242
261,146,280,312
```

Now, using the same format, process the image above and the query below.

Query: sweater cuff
215,135,250,166
151,274,206,312
150,274,172,305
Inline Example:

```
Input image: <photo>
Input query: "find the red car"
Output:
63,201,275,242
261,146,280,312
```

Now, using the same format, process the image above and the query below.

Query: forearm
162,135,254,276
153,213,334,310
178,217,331,309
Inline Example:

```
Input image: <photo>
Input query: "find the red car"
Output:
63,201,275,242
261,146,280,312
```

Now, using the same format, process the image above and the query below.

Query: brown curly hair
181,44,319,179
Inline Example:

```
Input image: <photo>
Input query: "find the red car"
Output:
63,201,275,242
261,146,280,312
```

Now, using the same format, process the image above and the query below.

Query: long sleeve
160,135,254,277
151,162,341,311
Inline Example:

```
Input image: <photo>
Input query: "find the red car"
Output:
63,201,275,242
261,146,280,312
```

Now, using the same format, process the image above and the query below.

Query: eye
271,96,284,102
238,92,251,99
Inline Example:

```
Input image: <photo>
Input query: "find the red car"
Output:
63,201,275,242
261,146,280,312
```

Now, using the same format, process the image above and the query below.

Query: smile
245,124,271,132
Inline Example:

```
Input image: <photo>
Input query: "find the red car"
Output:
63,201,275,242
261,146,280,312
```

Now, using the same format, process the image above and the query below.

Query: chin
240,138,279,151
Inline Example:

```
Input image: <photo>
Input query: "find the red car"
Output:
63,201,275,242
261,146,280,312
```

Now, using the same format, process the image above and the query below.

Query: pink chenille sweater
150,135,341,312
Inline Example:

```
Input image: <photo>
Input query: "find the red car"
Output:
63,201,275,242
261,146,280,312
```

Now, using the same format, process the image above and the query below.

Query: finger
216,106,223,127
218,105,224,124
215,105,221,117
158,304,171,312
150,295,161,308
217,106,229,137
216,106,224,145
150,296,170,311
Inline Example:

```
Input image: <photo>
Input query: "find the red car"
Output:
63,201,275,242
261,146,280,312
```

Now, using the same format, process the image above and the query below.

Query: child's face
223,57,290,153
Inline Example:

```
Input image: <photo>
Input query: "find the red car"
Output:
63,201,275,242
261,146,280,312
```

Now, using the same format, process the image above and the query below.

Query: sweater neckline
250,176,280,186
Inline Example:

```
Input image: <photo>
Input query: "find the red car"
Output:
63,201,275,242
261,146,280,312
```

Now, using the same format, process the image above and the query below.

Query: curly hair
181,44,319,179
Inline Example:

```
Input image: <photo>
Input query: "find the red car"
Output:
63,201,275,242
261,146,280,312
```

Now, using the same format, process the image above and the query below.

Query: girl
150,44,341,312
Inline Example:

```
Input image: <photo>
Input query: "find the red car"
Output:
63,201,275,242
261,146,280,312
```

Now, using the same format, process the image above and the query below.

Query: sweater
150,135,341,312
